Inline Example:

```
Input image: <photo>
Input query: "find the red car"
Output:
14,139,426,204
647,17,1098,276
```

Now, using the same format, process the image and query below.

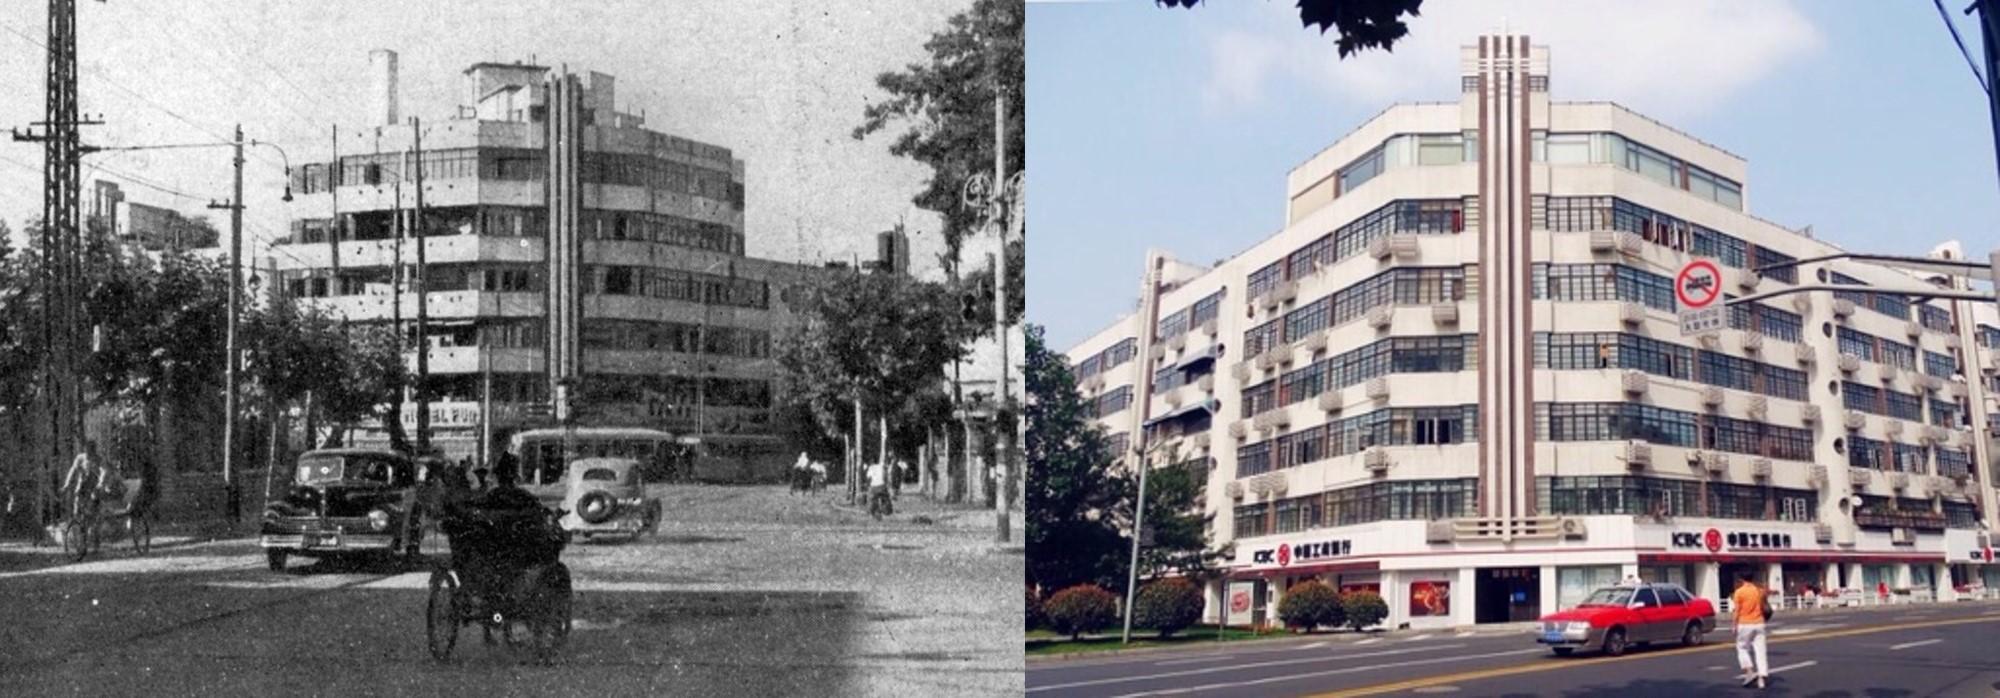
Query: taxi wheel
1601,628,1628,656
267,549,288,571
1681,621,1704,646
1551,647,1574,657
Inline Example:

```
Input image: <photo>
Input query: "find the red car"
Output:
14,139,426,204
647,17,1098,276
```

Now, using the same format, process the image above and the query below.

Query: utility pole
992,82,1013,544
412,117,430,454
206,124,246,521
391,151,405,448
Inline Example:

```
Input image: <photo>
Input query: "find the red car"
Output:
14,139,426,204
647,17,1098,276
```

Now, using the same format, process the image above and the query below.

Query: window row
1076,338,1137,379
1157,289,1227,341
1538,476,1816,522
1534,332,1807,401
1244,266,1471,355
1248,199,1468,299
579,319,770,359
1094,386,1132,419
1532,263,1675,311
1232,479,1480,537
1535,402,1814,461
1530,132,1743,211
1242,335,1478,415
294,148,743,209
1543,196,1797,283
1237,405,1478,477
589,265,769,310
1829,271,1912,321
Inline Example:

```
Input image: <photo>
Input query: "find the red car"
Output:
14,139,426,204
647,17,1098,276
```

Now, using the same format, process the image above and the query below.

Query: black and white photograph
0,1,1023,696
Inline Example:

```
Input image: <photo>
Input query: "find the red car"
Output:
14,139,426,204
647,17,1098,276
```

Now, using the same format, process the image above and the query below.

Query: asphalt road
0,485,1023,697
1027,601,2000,698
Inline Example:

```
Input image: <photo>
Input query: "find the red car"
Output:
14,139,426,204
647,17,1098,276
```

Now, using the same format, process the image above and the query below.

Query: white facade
1066,36,2000,630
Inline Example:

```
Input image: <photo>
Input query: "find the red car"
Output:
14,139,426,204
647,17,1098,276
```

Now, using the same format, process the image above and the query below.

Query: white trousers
1734,623,1768,676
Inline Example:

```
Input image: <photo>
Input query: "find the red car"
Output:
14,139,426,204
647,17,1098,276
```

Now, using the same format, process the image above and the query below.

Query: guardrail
1717,586,1998,614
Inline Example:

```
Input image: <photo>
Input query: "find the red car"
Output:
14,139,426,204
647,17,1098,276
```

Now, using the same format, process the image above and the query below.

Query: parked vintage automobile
1535,582,1716,656
260,448,425,570
553,457,661,539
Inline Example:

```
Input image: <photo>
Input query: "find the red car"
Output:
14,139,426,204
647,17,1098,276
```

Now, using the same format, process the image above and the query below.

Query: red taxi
1535,583,1715,656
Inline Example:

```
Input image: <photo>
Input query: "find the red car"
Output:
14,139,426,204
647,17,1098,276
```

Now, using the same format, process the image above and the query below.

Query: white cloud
1202,0,1825,121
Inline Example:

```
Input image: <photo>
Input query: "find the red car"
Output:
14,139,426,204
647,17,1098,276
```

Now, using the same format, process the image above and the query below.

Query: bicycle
62,499,103,562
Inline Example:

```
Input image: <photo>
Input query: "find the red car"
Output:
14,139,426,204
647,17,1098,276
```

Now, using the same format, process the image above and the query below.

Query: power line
116,2,332,133
1937,0,1991,95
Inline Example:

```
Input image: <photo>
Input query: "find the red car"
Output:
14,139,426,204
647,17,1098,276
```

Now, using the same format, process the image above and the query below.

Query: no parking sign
1676,259,1725,336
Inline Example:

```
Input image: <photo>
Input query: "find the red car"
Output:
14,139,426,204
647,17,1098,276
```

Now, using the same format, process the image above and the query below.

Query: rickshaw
425,487,574,662
62,477,150,561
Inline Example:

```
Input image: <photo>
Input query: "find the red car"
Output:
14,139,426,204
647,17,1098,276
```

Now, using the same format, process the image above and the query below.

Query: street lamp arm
1752,251,1992,282
1724,284,1997,307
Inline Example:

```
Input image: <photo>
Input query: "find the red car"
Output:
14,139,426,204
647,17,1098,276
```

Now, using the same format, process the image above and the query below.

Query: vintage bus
683,434,792,483
507,427,693,486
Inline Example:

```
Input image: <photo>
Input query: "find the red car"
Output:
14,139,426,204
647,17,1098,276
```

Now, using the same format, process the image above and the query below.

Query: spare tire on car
576,491,617,524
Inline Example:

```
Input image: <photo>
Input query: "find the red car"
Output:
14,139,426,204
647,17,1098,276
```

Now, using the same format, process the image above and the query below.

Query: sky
0,0,969,279
1027,0,2000,350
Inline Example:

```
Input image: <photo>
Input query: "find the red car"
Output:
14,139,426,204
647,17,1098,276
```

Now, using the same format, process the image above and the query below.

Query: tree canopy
1025,324,1131,592
1157,0,1425,57
774,268,971,445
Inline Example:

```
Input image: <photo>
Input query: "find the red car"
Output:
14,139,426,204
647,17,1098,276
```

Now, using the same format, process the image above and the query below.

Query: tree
1133,452,1221,582
854,0,1024,278
1025,324,1131,592
1132,578,1203,638
1157,0,1425,58
1042,584,1120,641
1277,580,1344,632
1342,590,1389,631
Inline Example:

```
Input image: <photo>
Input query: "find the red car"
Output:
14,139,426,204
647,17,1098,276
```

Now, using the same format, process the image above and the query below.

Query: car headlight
368,510,390,531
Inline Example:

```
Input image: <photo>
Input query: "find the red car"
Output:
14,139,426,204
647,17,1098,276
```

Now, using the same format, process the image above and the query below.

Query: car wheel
1552,647,1574,657
1681,621,1703,646
1602,628,1628,657
267,549,288,571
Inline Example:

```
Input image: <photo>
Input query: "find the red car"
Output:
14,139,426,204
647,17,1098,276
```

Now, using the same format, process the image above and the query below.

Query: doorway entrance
1475,567,1541,623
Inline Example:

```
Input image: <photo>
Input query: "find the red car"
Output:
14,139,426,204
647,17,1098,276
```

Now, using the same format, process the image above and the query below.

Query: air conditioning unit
1164,389,1184,408
1946,333,1962,350
1198,374,1215,393
1837,354,1861,373
1224,481,1244,499
1814,523,1834,543
1906,321,1924,338
1588,230,1618,253
1922,425,1946,445
1364,448,1390,473
1228,420,1248,440
1274,280,1299,305
1615,232,1644,256
1303,331,1328,355
1957,427,1976,447
1251,411,1277,432
1255,349,1280,371
1624,441,1652,468
1850,467,1873,486
1192,433,1211,452
1796,344,1817,366
1368,305,1393,330
1259,290,1280,312
1271,408,1291,428
1368,234,1421,261
1792,294,1813,314
1891,527,1915,545
1426,520,1456,543
1316,391,1342,413
1367,377,1391,402
1880,364,1899,382
1844,410,1867,430
1751,458,1772,479
1891,471,1911,490
1919,374,1943,392
1432,303,1459,325
1737,269,1759,291
1884,419,1904,438
1801,404,1821,424
1702,451,1729,474
1701,385,1725,407
1809,464,1828,486
1621,370,1650,395
1697,332,1721,349
1746,395,1768,420
1259,472,1289,497
1741,332,1764,354
1166,333,1187,354
1199,318,1218,337
1833,298,1857,318
1231,361,1252,383
1619,301,1646,326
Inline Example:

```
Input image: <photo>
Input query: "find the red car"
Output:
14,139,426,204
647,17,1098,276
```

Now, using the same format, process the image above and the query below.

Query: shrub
1133,578,1203,638
1276,581,1344,632
1026,587,1045,631
1343,591,1389,631
1043,584,1120,640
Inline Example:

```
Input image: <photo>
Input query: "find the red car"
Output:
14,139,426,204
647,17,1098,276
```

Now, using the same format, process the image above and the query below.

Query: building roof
463,61,550,74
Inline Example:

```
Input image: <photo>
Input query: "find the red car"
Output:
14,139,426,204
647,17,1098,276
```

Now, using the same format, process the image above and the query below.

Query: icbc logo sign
1252,540,1351,567
1277,543,1291,567
1704,528,1723,553
1672,527,1794,552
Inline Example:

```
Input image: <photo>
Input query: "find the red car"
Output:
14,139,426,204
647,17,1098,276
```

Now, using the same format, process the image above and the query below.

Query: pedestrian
1596,342,1612,369
809,461,827,491
1732,571,1770,689
865,460,889,518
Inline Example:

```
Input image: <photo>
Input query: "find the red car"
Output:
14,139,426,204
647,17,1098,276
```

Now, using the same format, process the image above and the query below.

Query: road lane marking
1890,638,1943,650
1767,660,1817,675
1154,655,1236,667
1025,643,1472,693
1404,634,1432,642
1309,614,2000,697
1353,638,1380,645
1103,649,1545,697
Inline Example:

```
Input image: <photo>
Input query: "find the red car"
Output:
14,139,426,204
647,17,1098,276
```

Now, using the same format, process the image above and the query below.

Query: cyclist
61,440,120,546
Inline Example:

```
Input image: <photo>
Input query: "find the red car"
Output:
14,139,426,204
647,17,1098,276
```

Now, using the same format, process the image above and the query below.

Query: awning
1640,552,1945,565
1145,399,1218,428
1175,344,1219,370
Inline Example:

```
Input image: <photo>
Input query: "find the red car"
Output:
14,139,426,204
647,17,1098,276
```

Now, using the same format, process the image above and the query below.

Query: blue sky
1028,0,2000,350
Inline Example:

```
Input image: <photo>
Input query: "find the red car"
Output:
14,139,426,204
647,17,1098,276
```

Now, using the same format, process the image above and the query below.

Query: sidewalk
822,488,1025,539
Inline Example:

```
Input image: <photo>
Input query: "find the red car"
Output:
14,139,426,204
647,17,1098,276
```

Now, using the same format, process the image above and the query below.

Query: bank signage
1670,527,1795,554
1249,539,1352,568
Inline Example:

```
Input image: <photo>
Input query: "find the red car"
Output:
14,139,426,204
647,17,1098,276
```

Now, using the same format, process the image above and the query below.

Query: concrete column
1205,578,1225,625
1620,562,1640,582
1380,570,1403,630
1456,567,1479,628
1767,563,1784,606
1539,565,1560,617
1696,563,1721,605
1938,564,1957,603
1845,563,1864,593
1896,563,1913,594
1822,564,1840,595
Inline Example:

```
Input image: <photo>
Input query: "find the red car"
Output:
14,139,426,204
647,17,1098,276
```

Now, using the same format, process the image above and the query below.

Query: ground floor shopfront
1207,518,1999,630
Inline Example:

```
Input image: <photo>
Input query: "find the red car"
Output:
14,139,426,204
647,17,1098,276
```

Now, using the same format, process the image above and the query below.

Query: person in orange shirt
1732,571,1769,689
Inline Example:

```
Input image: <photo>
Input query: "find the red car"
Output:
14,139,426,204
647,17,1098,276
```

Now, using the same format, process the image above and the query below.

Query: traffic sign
1679,306,1725,336
1675,259,1722,309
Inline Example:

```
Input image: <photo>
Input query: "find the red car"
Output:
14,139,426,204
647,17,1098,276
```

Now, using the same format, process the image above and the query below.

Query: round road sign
1675,259,1722,309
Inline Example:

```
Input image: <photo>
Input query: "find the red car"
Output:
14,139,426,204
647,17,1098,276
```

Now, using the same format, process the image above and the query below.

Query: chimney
369,49,400,127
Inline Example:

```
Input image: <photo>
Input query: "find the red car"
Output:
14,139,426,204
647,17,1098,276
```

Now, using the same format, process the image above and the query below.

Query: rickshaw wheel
426,568,461,661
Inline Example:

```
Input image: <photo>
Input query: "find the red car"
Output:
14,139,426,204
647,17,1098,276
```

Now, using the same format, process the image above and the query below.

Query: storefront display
1409,580,1450,617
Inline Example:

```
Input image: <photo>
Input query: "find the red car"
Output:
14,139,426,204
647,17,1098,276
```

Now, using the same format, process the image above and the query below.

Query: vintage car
1535,582,1716,656
553,457,661,539
260,448,425,570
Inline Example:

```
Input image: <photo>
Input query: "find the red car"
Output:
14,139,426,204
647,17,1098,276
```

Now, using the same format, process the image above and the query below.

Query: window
1532,263,1676,311
1233,502,1269,538
1849,435,1887,470
1545,133,1591,164
1885,390,1923,422
1095,386,1133,418
1189,291,1224,331
1338,146,1386,193
1155,308,1189,342
1938,448,1973,478
1925,350,1957,378
1837,328,1876,362
1416,134,1466,166
1931,398,1962,428
1892,443,1927,473
1878,339,1917,371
